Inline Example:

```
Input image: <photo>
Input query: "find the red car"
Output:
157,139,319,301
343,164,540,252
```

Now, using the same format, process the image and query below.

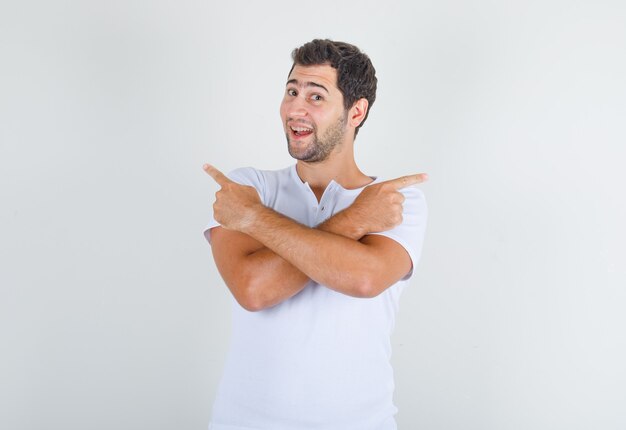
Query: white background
1,1,625,429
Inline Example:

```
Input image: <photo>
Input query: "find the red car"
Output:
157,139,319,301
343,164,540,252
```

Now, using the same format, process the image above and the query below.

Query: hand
203,164,263,232
345,173,428,235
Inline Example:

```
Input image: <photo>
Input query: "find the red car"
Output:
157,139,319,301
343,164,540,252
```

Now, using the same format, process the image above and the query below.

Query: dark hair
290,39,377,136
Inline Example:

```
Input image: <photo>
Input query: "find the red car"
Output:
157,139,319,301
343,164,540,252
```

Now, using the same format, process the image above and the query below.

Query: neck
295,145,372,201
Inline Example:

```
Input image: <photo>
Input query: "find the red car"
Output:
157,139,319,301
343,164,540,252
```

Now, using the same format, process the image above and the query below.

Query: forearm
235,209,366,309
207,164,422,309
242,206,382,297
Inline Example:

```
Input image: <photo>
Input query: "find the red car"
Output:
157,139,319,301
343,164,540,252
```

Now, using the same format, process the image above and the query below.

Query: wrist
319,210,365,240
240,202,267,235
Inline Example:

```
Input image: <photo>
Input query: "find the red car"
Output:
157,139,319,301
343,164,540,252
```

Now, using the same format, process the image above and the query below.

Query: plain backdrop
1,1,625,429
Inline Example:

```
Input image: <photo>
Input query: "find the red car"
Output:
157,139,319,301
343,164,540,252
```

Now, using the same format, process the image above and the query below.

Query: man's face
280,64,349,163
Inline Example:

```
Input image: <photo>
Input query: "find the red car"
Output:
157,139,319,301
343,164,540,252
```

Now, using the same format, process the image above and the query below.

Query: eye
311,94,323,101
287,89,297,96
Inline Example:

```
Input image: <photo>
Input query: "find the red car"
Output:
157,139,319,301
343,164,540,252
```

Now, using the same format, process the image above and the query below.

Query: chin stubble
286,113,347,163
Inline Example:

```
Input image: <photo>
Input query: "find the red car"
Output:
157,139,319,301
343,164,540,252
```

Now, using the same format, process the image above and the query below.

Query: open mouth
290,125,314,137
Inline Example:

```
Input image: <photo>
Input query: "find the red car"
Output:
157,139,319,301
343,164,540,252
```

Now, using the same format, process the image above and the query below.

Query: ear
348,98,369,129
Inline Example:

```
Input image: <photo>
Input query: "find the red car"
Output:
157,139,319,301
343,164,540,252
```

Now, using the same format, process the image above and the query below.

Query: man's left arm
205,164,424,298
240,206,411,298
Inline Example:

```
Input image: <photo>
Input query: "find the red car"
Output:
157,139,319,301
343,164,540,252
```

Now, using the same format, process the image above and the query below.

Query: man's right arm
210,208,365,312
206,165,425,312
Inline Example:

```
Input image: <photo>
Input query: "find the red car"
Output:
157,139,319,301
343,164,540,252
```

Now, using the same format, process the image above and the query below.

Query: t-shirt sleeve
369,187,428,280
203,167,265,244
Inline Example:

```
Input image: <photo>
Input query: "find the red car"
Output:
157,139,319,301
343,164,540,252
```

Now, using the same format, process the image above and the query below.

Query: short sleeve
369,187,428,280
203,167,266,244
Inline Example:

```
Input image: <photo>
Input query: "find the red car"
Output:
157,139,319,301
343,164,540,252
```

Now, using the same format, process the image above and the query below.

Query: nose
286,96,308,119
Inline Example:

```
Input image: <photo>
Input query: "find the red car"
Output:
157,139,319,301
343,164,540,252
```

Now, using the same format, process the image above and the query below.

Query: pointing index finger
384,173,428,189
203,164,232,186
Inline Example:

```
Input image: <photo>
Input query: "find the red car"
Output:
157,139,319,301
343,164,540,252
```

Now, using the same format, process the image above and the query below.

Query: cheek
279,100,288,119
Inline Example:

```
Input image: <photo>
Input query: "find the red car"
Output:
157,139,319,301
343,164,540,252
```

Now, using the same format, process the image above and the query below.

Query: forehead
287,64,339,91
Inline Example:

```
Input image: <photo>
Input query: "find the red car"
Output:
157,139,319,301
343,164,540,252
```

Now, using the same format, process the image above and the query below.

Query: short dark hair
290,39,377,136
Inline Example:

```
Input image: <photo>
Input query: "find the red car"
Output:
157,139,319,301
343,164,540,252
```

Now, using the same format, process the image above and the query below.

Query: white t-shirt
204,165,427,430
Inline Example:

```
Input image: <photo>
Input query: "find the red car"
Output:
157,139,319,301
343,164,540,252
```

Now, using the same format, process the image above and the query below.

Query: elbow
355,281,385,299
231,277,271,312
320,264,387,298
234,288,267,312
353,283,374,299
237,297,266,312
349,272,388,299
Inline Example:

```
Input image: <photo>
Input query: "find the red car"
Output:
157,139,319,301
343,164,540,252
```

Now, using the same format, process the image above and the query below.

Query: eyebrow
286,79,329,94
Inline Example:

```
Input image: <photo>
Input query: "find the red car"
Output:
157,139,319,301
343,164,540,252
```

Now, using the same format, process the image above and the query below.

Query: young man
203,39,428,430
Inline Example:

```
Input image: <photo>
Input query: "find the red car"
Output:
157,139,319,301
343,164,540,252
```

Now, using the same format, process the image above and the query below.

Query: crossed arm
204,165,427,311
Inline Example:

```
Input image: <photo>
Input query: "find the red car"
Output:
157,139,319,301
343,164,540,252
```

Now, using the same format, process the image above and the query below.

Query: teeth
291,126,312,132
